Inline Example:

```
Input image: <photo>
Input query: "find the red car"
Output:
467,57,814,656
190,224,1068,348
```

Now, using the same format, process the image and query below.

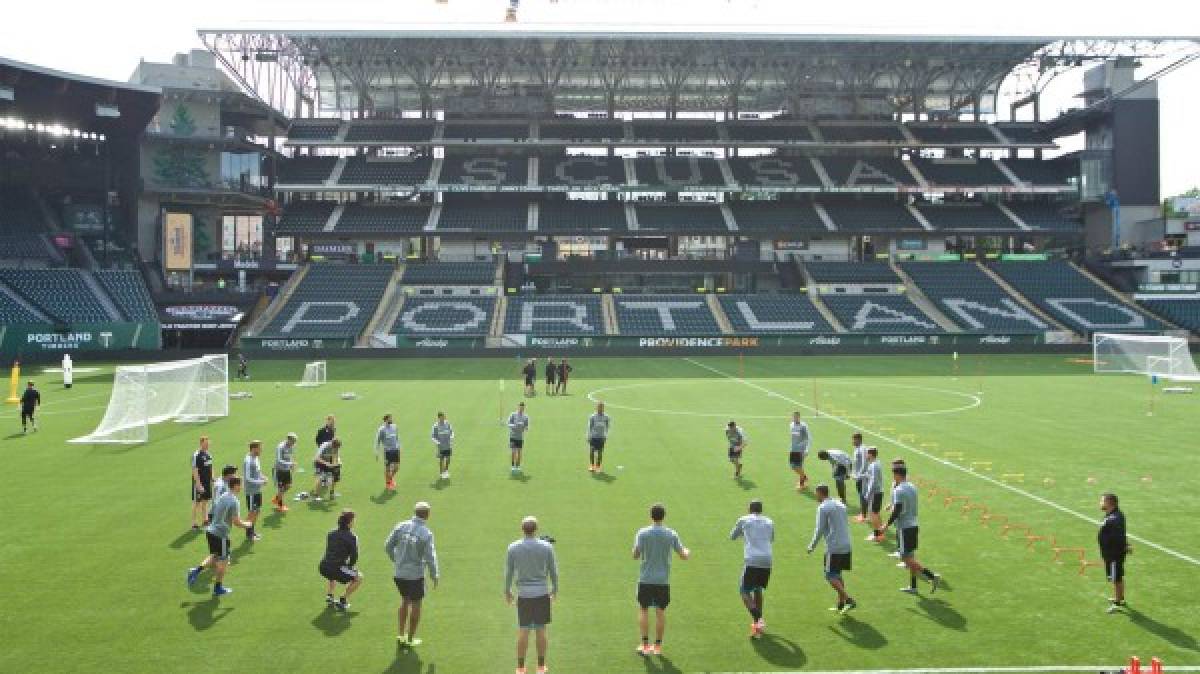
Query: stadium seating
632,157,725,188
391,296,495,336
907,124,998,144
1005,202,1080,231
538,156,627,188
818,123,906,142
443,121,530,141
277,157,337,185
725,122,814,143
275,201,337,233
821,294,940,333
914,203,1018,230
440,156,527,187
804,262,899,284
899,262,1047,333
344,121,435,143
994,124,1052,145
819,157,915,187
728,157,822,188
0,269,114,323
261,264,393,339
0,234,53,261
988,261,1164,334
402,262,495,285
719,294,834,333
335,203,431,234
287,122,341,142
437,197,528,232
538,200,628,233
613,294,721,334
1139,299,1200,333
539,121,624,142
727,201,827,234
0,285,44,323
634,203,728,233
504,295,604,335
913,159,1011,187
631,120,719,143
94,270,157,321
339,156,433,185
1002,160,1075,187
820,200,924,231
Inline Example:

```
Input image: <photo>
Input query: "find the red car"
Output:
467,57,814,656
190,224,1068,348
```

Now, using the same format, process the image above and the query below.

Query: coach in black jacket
1098,493,1130,613
319,509,362,611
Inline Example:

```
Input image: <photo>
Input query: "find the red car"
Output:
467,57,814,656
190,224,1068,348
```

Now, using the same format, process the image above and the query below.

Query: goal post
296,360,327,388
1093,333,1200,381
70,354,229,444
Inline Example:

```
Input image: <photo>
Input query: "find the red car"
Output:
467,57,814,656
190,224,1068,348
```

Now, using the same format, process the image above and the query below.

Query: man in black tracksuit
20,381,40,434
1098,492,1130,613
319,509,362,611
315,416,340,490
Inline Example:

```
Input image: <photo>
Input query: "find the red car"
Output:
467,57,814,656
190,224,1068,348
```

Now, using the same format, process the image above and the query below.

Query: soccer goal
296,360,327,387
70,354,229,444
1093,333,1200,382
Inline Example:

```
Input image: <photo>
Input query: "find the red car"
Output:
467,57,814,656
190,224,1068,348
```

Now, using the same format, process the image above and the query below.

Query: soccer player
555,358,572,395
505,516,558,674
272,432,298,512
320,509,363,611
880,464,941,594
807,484,856,613
544,358,557,396
386,501,440,646
863,448,885,542
1098,492,1131,613
243,441,267,541
789,412,810,491
376,414,401,490
815,448,852,504
730,499,774,639
186,476,251,596
508,402,530,474
19,381,40,434
311,438,342,502
523,359,537,398
237,353,249,380
431,412,454,480
587,402,611,473
726,420,748,479
190,436,214,530
633,503,690,656
850,434,869,521
315,415,336,449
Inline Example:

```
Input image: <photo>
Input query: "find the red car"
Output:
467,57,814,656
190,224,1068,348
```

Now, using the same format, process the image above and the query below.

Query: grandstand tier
344,121,435,144
820,157,916,188
900,262,1047,333
335,203,430,234
440,156,528,187
728,157,822,189
914,159,1012,187
538,155,627,188
402,261,495,285
538,200,628,233
727,201,827,234
437,197,528,232
915,203,1018,231
1139,299,1200,332
804,262,899,284
0,269,114,323
634,203,728,233
277,157,336,185
988,261,1165,334
392,296,496,336
632,157,726,188
260,264,394,340
275,201,337,234
339,156,433,186
820,200,924,232
94,270,157,322
504,295,604,336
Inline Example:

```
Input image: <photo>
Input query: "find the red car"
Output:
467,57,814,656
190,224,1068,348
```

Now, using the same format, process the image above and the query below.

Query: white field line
683,358,1200,568
713,667,1200,674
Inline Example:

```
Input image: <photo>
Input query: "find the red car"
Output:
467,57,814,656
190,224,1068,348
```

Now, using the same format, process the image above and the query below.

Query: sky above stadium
2,0,1196,195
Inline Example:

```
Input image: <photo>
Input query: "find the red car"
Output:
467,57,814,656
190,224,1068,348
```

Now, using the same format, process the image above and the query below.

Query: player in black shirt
544,358,557,396
237,353,249,380
522,359,537,397
20,381,40,434
1098,493,1131,613
555,358,573,395
320,509,363,611
191,436,214,530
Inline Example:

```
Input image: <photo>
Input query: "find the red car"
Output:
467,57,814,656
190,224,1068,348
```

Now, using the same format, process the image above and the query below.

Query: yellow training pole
5,360,20,404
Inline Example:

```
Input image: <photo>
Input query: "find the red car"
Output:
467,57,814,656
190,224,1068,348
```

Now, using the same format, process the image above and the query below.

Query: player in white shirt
789,412,811,491
730,499,774,639
507,402,530,475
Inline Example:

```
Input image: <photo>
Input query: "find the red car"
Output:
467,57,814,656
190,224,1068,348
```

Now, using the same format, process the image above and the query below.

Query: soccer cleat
636,644,649,656
536,667,547,674
651,644,662,656
930,574,941,593
186,567,201,587
899,587,918,595
888,551,901,558
335,599,350,612
326,594,335,605
396,635,409,646
756,619,766,634
248,532,262,541
841,598,858,613
854,515,866,523
1106,600,1126,614
279,504,290,513
407,637,422,647
514,668,526,674
213,586,234,597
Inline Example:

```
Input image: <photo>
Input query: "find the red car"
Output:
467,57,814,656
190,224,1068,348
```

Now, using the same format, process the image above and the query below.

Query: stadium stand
504,294,604,335
94,270,157,321
804,262,899,284
287,122,341,142
335,203,431,234
1139,299,1200,333
437,197,528,232
631,120,719,143
899,262,1047,333
821,294,941,333
988,261,1164,333
613,294,722,334
277,157,337,185
539,121,624,142
443,121,530,141
719,294,834,333
634,203,728,233
728,157,823,188
632,157,725,188
727,201,827,235
818,123,906,142
344,121,435,143
913,159,1012,187
0,285,44,323
907,123,998,144
820,200,924,231
391,296,496,336
0,235,54,262
339,156,433,185
914,202,1018,230
260,264,393,339
402,261,495,285
275,201,337,233
1006,202,1080,231
1003,159,1075,187
538,155,627,188
819,157,915,187
0,269,114,323
725,122,814,143
440,156,527,187
538,200,628,233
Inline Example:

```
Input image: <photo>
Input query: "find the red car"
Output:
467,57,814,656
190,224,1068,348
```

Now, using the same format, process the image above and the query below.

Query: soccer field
3,354,1198,673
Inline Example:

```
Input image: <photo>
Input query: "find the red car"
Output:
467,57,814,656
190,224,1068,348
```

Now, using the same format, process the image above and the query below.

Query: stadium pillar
101,141,111,268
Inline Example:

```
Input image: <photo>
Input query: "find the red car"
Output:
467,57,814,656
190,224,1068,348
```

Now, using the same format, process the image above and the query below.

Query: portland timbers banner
0,322,161,357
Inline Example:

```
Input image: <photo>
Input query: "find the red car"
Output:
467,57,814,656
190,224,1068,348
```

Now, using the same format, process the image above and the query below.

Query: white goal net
71,354,229,444
1093,333,1200,382
296,360,327,387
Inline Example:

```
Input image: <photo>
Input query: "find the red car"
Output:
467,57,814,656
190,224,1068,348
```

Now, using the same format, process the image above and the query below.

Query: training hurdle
1024,532,1048,549
980,512,1008,528
962,503,989,519
943,494,970,509
1079,556,1105,576
1049,536,1087,562
1000,472,1025,483
969,461,993,472
1000,522,1031,538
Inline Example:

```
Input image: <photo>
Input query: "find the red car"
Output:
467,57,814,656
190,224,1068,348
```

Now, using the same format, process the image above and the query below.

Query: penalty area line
682,358,1200,568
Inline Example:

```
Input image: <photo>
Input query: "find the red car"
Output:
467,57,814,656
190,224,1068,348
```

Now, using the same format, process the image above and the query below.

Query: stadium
1,3,1199,672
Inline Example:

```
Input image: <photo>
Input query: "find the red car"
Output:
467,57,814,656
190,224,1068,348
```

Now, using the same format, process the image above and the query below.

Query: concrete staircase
490,294,509,338
359,266,406,346
975,262,1075,334
82,271,125,321
798,264,845,332
246,263,310,336
706,294,734,334
602,294,619,335
889,261,961,332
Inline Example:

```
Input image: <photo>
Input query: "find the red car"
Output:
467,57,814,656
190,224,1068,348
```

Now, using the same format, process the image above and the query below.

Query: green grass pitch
2,354,1198,673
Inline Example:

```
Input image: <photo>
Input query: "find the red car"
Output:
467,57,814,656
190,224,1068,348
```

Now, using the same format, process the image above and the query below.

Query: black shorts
637,583,671,610
275,469,293,488
525,377,534,386
516,595,552,628
246,493,263,513
833,465,849,481
789,451,806,469
589,437,606,452
331,465,342,483
545,376,556,385
315,461,331,475
320,562,359,584
21,407,35,422
206,532,230,561
855,478,866,495
510,438,524,450
869,492,883,514
384,450,400,465
1103,554,1126,582
899,526,919,557
393,577,426,601
728,448,743,463
825,552,852,577
193,480,212,503
437,448,452,458
740,566,771,593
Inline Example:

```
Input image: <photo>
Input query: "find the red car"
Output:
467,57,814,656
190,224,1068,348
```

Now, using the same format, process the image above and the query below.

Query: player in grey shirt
242,441,267,541
385,501,439,646
587,402,611,474
881,463,941,594
850,433,870,520
789,412,811,491
632,503,690,656
505,516,558,674
187,477,250,597
816,448,853,504
271,432,298,512
431,412,454,481
507,402,530,475
376,414,402,491
807,484,857,613
863,448,886,543
730,499,774,638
